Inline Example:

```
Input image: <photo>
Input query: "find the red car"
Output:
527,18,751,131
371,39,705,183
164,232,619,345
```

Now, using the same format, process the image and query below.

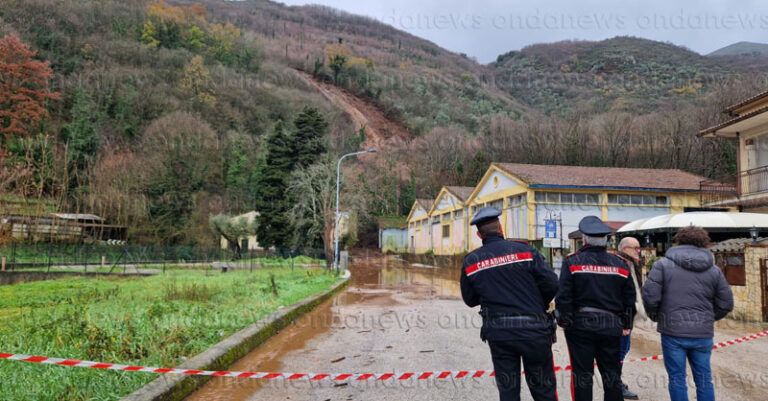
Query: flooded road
185,256,768,401
186,256,462,401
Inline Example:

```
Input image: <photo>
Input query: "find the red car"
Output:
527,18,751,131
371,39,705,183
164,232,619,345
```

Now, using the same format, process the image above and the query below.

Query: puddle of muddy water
184,256,461,401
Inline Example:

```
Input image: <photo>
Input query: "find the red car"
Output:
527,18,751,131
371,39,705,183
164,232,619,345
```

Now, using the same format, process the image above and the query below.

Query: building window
715,253,746,286
489,200,503,210
454,210,463,218
442,225,450,238
535,192,599,204
585,194,600,204
506,194,526,207
608,194,669,206
546,192,559,202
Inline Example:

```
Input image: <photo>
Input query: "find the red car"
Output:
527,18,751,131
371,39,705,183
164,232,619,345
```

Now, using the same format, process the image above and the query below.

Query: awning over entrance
617,212,768,234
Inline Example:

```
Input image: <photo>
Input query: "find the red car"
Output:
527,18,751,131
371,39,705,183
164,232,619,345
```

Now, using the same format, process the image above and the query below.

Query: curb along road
119,276,350,401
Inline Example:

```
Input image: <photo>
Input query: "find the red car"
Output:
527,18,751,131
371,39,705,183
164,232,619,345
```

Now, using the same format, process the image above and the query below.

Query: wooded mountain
0,0,766,245
708,41,768,58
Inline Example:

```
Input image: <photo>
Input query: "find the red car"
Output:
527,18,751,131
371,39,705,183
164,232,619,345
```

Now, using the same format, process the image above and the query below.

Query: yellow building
424,186,474,255
408,163,721,255
700,90,768,212
406,199,434,253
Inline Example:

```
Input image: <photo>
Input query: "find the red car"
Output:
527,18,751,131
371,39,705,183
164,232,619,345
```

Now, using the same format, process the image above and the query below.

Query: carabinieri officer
460,207,559,401
555,216,636,401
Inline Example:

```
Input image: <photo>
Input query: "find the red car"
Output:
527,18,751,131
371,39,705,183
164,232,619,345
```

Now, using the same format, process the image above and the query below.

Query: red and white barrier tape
1,330,766,381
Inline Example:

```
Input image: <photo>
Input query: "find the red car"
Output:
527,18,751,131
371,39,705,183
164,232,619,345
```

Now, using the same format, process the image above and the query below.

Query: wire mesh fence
0,243,328,273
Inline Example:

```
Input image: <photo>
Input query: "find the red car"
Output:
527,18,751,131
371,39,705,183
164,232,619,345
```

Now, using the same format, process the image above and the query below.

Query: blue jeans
619,331,631,383
620,331,631,361
661,335,715,401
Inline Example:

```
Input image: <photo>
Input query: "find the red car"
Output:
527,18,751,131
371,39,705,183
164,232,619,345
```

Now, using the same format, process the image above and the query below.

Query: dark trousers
564,330,623,401
488,337,558,401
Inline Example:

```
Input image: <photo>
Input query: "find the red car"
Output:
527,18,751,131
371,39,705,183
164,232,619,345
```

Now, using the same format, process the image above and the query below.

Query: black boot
622,383,639,400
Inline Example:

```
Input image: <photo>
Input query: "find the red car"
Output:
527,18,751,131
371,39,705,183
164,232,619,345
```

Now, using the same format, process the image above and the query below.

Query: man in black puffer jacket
461,207,559,401
642,226,733,401
556,216,635,401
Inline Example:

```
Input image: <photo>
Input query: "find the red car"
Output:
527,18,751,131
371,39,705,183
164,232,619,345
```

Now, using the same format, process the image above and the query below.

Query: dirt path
186,257,768,401
295,71,411,151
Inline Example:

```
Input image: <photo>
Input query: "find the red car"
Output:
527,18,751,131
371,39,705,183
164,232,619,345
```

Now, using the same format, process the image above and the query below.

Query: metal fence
0,243,328,272
699,178,738,206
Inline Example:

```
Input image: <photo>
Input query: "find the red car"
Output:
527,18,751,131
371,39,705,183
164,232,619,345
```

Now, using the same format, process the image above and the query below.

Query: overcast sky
279,0,768,63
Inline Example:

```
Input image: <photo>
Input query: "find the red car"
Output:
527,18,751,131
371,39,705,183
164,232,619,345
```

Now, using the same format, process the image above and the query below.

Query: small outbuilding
378,216,408,253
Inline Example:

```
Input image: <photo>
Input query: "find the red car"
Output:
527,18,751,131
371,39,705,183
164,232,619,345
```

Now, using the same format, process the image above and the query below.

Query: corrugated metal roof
494,163,706,191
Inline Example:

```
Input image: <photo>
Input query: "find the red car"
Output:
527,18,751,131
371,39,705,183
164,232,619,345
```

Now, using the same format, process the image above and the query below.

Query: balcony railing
699,178,738,205
741,165,768,198
699,166,768,206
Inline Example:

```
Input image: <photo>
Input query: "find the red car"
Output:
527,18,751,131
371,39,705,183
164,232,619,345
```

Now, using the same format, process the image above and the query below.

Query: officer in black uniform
555,216,636,401
460,207,559,401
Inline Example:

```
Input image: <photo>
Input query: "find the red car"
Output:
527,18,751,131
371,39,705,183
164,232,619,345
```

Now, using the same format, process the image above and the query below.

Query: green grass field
0,268,338,400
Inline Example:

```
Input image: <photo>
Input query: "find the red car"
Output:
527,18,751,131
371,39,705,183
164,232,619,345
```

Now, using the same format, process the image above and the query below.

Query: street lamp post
334,148,377,273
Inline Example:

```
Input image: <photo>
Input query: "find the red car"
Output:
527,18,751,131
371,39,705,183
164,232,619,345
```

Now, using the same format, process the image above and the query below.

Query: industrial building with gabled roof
408,163,731,258
405,198,435,254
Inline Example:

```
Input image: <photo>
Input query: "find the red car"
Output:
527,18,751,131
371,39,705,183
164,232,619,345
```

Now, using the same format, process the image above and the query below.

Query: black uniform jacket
460,233,559,341
555,246,636,336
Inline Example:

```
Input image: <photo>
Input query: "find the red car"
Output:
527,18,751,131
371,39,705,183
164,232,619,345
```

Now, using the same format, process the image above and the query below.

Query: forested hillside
1,0,766,248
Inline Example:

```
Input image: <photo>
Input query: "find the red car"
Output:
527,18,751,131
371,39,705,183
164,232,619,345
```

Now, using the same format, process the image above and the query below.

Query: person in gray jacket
642,226,733,401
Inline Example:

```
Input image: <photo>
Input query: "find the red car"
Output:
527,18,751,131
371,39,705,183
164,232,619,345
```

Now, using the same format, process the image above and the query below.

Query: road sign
545,220,558,238
543,238,561,248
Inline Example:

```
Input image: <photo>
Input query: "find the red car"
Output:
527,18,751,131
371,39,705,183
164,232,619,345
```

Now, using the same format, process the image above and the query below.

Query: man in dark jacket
460,207,559,401
642,226,733,401
615,236,642,400
556,216,635,401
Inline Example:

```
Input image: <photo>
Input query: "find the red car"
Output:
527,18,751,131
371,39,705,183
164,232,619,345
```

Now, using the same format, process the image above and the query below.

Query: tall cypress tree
255,121,295,248
292,106,327,168
290,107,328,249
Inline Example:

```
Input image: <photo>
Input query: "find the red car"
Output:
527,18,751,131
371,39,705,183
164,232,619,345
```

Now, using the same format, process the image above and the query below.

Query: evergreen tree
292,106,328,168
255,121,295,248
60,87,101,187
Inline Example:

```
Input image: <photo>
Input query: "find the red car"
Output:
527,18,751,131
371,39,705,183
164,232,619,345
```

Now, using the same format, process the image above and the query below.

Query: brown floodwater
184,255,461,401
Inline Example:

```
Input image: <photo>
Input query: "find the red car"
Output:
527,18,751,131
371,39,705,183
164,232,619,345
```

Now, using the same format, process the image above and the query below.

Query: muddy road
186,256,768,401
